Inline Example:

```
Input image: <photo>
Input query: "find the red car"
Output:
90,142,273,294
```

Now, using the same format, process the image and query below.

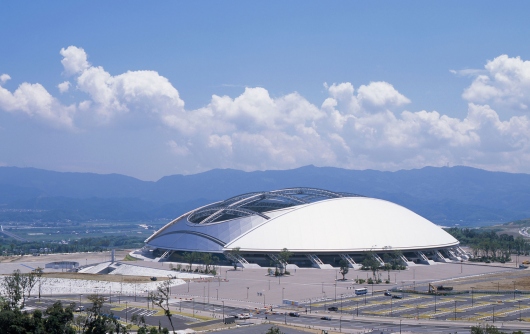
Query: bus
354,288,368,295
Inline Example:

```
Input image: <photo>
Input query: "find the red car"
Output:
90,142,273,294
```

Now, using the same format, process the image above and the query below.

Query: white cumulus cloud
462,55,530,111
0,80,75,128
58,81,70,93
2,47,530,174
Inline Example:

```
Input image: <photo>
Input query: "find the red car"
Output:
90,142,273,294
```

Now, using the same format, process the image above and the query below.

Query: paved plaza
5,252,530,333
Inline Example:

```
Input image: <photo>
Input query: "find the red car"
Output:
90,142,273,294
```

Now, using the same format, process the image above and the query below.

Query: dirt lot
0,250,131,264
38,272,165,283
438,268,530,291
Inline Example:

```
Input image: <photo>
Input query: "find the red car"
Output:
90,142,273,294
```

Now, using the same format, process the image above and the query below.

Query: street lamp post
246,287,249,299
334,283,337,302
125,301,128,323
263,293,266,307
519,300,521,322
513,281,516,299
471,287,475,307
454,300,457,321
399,319,402,334
340,294,343,314
282,287,285,301
222,301,225,322
309,299,312,314
493,306,495,323
216,288,218,300
356,301,359,316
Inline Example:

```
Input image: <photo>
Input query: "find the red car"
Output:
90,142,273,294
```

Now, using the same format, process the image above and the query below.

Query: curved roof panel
225,197,459,252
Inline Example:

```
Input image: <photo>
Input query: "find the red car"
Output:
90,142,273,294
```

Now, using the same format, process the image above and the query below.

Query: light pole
454,300,457,321
340,294,343,314
399,319,402,333
434,293,437,314
356,300,359,316
322,282,324,293
222,301,224,322
125,301,128,323
519,300,521,322
246,287,249,299
268,280,270,290
513,281,516,299
309,298,312,314
263,293,266,307
492,305,495,323
334,283,337,302
79,294,82,305
471,287,475,307
188,280,190,292
216,288,218,300
339,316,342,332
282,287,285,301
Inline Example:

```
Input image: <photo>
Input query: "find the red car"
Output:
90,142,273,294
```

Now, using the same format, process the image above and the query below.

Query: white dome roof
224,197,458,252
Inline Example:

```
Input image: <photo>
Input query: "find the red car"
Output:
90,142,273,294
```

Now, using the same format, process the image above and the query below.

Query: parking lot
299,290,530,323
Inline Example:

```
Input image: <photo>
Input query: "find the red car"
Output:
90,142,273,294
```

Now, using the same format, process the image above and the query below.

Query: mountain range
1,165,529,226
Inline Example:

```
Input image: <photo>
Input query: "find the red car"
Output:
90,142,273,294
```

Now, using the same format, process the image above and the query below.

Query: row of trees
1,268,43,309
358,251,407,284
169,252,219,274
446,228,530,262
0,269,172,333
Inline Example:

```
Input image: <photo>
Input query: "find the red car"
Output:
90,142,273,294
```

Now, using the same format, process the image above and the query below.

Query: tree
201,253,214,274
82,294,124,334
265,326,285,334
361,253,380,281
278,248,292,274
182,252,196,272
1,269,24,309
44,301,76,334
150,278,175,333
339,259,349,280
227,247,241,270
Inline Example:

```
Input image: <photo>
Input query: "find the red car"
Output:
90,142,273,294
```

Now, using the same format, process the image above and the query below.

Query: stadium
145,188,468,269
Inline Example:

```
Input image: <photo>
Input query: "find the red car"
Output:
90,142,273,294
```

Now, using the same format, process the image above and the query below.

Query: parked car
289,312,300,317
384,291,392,296
74,306,85,312
321,316,332,321
392,295,403,299
327,306,338,311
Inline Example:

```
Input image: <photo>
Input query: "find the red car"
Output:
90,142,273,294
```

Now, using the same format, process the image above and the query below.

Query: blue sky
1,1,530,180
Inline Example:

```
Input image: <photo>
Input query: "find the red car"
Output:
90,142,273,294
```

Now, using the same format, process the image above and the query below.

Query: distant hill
0,165,529,226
